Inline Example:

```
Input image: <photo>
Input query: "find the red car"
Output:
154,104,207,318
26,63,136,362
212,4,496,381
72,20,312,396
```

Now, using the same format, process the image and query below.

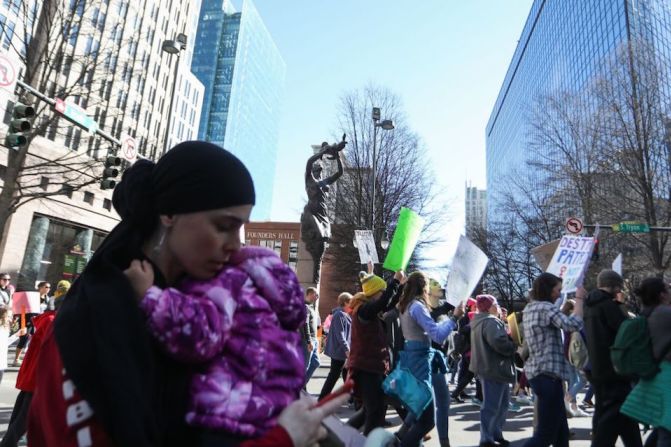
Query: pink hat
476,294,497,313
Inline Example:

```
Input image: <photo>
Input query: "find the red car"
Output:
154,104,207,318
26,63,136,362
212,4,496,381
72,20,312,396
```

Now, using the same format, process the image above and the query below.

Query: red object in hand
314,378,354,408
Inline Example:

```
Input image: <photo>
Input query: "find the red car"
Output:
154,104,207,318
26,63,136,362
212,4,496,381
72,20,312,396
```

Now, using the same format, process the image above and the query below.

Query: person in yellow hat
347,267,406,435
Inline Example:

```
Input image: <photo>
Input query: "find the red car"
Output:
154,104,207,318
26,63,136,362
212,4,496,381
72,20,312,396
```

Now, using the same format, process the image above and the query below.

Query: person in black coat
583,270,642,447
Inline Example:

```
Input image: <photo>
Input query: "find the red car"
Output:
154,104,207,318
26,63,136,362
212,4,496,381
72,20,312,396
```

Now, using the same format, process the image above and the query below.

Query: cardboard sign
445,235,489,307
612,253,623,275
546,235,596,293
530,239,560,271
383,207,425,271
354,230,379,264
11,291,41,314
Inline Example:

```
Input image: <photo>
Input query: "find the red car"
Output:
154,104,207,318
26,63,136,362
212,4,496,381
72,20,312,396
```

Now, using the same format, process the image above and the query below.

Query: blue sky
241,0,534,272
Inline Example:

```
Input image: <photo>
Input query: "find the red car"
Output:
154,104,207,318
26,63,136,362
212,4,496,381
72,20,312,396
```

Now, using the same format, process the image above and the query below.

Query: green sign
383,207,425,271
612,221,650,233
55,98,98,133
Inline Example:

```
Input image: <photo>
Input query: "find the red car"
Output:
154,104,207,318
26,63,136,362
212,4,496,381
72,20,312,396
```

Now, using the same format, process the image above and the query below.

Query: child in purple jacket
124,246,306,438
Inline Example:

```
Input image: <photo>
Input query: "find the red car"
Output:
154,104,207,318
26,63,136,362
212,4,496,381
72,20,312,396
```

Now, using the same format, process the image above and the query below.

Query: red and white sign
54,98,66,114
120,134,137,163
565,217,584,235
0,52,17,93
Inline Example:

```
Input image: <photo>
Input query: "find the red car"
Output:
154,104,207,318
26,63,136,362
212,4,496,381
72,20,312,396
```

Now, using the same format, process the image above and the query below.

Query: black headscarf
54,141,255,446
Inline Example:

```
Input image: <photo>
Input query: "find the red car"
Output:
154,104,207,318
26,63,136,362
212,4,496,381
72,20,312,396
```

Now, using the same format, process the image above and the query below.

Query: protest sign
445,235,489,307
383,207,425,271
530,239,560,271
354,230,379,264
546,235,596,293
11,291,41,314
612,253,623,275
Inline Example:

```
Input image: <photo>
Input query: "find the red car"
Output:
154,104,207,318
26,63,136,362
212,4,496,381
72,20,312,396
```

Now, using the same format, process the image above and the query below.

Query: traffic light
6,102,35,148
100,155,121,190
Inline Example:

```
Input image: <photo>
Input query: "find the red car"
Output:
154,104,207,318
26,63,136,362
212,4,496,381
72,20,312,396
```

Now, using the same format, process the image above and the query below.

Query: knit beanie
359,271,386,297
476,294,497,313
466,297,477,310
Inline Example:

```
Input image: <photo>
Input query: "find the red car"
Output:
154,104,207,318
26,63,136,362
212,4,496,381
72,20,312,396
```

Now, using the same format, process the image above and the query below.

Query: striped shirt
523,300,583,381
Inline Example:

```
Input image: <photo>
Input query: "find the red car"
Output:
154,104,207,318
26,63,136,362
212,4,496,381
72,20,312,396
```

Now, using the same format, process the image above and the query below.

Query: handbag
382,363,432,416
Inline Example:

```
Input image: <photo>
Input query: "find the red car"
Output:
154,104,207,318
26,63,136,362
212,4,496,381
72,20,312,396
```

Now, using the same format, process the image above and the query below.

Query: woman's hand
277,394,349,447
453,302,465,319
394,270,407,284
123,260,154,300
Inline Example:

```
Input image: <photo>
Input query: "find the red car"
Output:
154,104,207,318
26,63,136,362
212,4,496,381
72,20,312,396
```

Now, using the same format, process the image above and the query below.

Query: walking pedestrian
470,294,516,447
0,274,12,308
347,269,405,435
302,287,321,384
584,269,642,447
395,272,462,447
522,273,584,447
319,292,352,400
621,277,671,447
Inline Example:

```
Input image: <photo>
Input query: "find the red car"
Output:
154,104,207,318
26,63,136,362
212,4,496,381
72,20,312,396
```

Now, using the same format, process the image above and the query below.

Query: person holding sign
521,273,584,447
395,272,463,447
347,268,405,435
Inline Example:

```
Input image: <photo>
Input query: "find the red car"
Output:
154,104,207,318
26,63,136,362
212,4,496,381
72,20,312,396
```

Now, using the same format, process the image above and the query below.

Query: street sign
0,52,17,93
565,217,584,234
120,134,137,163
54,98,98,133
612,221,650,233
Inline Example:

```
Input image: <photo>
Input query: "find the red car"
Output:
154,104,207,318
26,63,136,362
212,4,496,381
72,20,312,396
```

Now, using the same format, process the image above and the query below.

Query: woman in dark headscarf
26,142,345,447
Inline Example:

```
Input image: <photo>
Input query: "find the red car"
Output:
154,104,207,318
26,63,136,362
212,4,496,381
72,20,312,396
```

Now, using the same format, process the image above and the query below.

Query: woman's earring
154,229,166,252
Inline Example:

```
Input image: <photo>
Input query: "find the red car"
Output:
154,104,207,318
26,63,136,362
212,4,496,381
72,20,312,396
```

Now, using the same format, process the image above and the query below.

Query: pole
371,122,378,231
163,52,181,155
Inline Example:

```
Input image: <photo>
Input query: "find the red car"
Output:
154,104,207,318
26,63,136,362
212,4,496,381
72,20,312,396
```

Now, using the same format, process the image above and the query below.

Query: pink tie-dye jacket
140,246,306,437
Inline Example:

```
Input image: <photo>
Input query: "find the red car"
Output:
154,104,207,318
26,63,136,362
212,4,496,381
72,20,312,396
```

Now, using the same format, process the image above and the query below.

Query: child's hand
124,260,154,300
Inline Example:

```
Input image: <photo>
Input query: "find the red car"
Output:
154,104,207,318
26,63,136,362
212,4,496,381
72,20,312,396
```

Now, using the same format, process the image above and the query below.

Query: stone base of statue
296,236,318,293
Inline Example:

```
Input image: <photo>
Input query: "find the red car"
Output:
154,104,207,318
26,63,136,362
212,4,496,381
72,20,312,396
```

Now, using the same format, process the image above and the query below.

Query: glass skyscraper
486,0,671,221
193,0,286,220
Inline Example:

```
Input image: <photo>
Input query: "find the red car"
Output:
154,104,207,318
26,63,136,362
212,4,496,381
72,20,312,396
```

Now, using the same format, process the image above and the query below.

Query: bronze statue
301,134,346,283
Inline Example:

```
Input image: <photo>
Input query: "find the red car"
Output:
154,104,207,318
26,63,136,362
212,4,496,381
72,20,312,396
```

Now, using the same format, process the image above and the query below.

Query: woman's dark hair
634,277,668,307
531,272,562,302
398,271,429,313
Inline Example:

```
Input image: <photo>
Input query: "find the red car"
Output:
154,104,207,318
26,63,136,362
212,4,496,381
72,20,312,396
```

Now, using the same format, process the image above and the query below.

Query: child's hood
231,246,306,331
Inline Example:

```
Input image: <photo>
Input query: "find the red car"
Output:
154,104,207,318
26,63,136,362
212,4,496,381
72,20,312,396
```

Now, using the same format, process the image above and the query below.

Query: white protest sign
445,235,489,307
354,230,379,264
546,235,595,293
612,253,623,275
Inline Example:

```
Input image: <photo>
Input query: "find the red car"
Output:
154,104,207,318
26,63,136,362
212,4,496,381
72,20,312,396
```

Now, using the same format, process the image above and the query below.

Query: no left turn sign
565,217,584,234
121,134,137,163
0,53,17,93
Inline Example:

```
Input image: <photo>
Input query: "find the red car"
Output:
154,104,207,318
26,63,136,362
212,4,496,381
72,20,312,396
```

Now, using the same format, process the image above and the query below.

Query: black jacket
584,288,628,383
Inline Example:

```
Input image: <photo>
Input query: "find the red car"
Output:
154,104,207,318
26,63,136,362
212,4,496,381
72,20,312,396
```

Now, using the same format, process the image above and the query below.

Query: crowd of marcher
0,140,668,447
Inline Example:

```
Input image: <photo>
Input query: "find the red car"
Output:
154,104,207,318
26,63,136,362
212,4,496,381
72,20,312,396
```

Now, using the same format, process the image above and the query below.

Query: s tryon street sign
612,221,650,234
54,98,98,133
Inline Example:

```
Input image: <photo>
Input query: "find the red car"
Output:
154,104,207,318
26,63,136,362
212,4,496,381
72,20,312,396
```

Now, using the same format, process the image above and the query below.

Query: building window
61,184,74,199
40,176,49,190
103,198,112,211
83,191,94,205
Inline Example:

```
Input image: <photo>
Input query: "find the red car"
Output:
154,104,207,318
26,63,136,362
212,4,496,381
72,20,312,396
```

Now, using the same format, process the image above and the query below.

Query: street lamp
370,106,394,234
162,33,187,154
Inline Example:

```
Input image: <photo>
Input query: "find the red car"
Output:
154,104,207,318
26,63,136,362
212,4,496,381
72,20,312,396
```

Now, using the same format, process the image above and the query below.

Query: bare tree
324,85,446,283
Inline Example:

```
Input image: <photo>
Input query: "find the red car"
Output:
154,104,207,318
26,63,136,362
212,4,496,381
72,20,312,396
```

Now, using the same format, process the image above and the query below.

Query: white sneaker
571,404,588,417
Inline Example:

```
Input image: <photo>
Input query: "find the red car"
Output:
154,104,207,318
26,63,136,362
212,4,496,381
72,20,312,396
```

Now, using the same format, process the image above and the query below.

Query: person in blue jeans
522,273,585,447
396,272,464,447
469,295,517,447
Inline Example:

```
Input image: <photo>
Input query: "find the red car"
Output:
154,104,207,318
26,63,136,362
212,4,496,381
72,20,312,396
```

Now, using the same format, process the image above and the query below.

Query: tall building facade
193,0,286,220
0,0,203,288
465,183,487,237
486,0,671,220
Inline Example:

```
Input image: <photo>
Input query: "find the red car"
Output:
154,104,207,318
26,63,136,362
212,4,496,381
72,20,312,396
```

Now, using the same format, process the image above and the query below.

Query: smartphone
314,378,355,408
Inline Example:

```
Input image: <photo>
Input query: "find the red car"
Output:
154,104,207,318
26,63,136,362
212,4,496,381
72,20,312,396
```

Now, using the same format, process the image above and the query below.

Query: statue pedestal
296,239,317,293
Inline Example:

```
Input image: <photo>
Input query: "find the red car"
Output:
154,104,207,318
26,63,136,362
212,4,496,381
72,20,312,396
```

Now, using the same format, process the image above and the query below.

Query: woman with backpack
560,299,588,417
621,278,671,447
522,273,585,447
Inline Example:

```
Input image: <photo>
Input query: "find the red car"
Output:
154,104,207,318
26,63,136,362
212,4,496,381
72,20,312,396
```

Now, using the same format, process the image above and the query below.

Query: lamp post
161,33,187,154
370,106,394,240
